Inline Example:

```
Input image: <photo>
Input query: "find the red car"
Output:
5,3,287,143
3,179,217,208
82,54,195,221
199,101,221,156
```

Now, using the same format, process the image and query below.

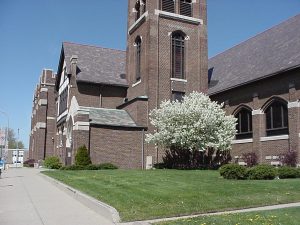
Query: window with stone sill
235,108,253,140
135,0,146,21
265,100,289,136
171,31,185,79
172,91,185,102
180,0,192,17
161,0,175,13
135,36,142,81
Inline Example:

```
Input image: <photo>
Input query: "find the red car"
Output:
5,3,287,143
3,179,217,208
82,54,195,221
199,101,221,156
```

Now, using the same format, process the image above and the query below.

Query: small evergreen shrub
44,156,62,169
219,164,247,180
242,152,258,167
280,150,298,167
75,145,92,166
247,164,276,180
278,166,299,179
23,159,35,167
98,163,118,170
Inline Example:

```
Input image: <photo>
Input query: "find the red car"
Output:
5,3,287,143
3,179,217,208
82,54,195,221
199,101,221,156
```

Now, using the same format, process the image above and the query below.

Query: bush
247,164,276,180
219,164,247,180
85,164,99,170
98,163,118,170
242,152,258,167
23,159,35,167
278,166,299,179
75,145,92,166
60,165,85,170
153,163,166,169
44,156,62,169
280,150,298,167
163,146,232,170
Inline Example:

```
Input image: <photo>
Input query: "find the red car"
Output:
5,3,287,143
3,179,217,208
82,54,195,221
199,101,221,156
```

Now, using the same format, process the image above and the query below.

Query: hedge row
60,163,118,170
220,164,300,180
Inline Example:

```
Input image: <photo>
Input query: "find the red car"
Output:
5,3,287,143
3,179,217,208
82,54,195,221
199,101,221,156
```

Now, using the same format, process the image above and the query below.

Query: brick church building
29,0,300,168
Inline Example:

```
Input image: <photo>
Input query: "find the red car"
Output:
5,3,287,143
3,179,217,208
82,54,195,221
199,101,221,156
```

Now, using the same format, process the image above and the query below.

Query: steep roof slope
208,14,300,95
62,42,127,87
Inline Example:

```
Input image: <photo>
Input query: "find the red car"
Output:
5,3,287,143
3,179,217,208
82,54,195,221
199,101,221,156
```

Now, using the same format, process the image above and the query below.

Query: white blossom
146,92,237,151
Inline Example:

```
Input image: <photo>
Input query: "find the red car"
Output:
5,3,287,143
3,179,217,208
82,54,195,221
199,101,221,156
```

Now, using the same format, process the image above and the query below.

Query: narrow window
172,91,185,102
235,108,253,139
59,87,68,115
141,0,146,14
172,31,185,79
161,0,175,13
265,100,288,136
135,36,142,81
180,0,192,17
135,0,141,21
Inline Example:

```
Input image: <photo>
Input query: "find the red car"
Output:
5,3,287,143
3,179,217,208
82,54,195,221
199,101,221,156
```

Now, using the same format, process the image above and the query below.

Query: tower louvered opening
180,0,192,17
161,0,175,13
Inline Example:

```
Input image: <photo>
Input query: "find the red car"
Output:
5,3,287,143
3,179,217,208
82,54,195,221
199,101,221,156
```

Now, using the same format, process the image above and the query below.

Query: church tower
121,0,208,166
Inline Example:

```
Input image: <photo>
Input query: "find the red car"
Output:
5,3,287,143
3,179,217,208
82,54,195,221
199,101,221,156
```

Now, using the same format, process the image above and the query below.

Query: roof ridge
209,14,300,60
63,41,126,52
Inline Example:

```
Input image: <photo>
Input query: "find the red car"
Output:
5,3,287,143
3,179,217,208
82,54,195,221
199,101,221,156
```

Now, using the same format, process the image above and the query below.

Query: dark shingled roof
208,14,300,95
63,42,128,87
89,108,138,127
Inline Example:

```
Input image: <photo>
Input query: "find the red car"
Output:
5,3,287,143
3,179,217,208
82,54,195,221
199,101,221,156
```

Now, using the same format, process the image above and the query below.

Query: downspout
142,128,145,169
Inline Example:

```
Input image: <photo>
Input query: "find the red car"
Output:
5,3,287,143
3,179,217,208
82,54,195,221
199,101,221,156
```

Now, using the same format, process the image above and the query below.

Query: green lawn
156,207,300,225
42,170,300,222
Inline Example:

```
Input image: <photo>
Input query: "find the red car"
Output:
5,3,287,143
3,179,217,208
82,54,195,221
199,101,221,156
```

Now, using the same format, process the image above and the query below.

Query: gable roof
62,42,128,87
89,108,141,128
208,14,300,95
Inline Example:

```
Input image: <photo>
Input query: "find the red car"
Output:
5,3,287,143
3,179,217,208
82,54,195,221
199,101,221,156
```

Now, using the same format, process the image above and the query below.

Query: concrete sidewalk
0,168,114,225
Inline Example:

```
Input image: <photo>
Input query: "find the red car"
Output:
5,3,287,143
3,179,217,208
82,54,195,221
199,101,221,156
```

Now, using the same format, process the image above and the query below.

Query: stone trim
73,121,90,131
128,11,148,34
47,117,56,120
232,138,253,144
155,10,203,25
40,87,48,92
171,78,187,83
132,79,142,87
288,101,300,108
38,99,48,106
260,135,289,142
252,109,264,115
36,122,46,129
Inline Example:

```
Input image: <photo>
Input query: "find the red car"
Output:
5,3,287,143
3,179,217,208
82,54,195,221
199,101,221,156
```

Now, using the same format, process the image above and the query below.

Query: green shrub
278,166,299,179
247,164,276,180
98,163,118,170
75,145,92,166
44,156,62,169
60,165,86,170
219,164,247,180
298,168,300,178
153,163,166,169
85,164,99,170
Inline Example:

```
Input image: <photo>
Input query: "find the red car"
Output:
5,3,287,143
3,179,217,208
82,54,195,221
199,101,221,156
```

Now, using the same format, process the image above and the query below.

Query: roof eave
209,64,300,96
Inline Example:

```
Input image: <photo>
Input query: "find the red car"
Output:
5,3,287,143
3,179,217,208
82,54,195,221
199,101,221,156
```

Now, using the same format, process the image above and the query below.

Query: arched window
161,0,175,13
180,0,192,17
172,31,185,79
135,36,142,81
135,0,141,21
235,108,253,139
265,100,288,136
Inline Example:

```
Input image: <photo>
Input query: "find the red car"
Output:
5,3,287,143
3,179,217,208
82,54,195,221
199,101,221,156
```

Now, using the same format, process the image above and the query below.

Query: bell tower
122,0,208,164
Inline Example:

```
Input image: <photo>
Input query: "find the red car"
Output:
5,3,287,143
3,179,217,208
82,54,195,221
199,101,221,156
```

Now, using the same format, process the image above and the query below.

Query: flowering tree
146,92,237,152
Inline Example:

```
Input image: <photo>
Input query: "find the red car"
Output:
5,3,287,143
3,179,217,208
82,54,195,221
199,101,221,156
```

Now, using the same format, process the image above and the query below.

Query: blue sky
0,0,300,148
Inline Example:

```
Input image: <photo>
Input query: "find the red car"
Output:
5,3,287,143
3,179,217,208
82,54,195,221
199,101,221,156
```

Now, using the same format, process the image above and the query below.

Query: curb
40,173,120,223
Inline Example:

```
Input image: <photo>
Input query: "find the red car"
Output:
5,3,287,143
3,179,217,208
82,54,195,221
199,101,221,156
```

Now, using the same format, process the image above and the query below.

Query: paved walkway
0,167,114,225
